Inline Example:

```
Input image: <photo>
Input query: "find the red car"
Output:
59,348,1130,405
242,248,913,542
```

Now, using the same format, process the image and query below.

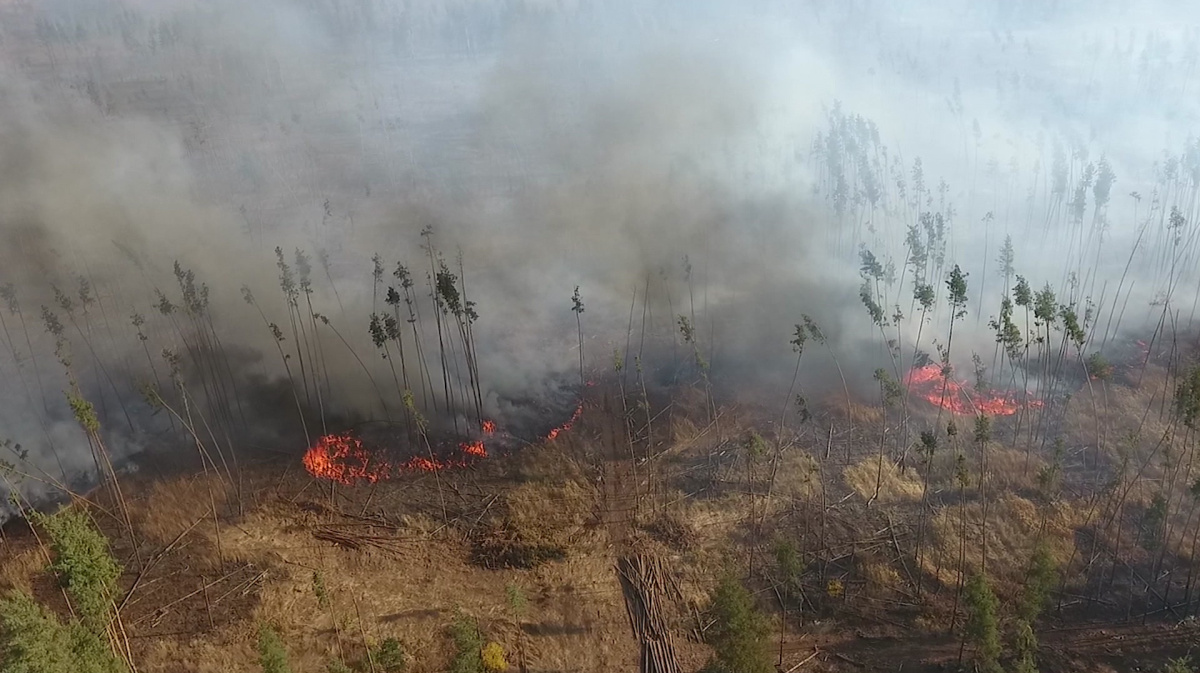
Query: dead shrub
860,557,902,595
469,480,592,569
642,512,695,551
470,524,566,569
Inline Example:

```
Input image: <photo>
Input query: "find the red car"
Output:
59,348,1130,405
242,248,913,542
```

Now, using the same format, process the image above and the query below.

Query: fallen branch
131,565,248,628
118,510,209,612
784,649,820,673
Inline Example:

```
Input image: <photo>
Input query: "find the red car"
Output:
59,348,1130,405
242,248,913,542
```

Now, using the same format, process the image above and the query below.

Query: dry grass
843,400,883,426
843,456,923,503
504,480,595,551
917,494,1080,592
28,361,1194,672
1063,364,1174,469
140,637,255,673
0,545,44,593
773,446,824,501
670,414,702,446
123,459,646,673
987,445,1045,492
859,555,903,596
134,473,229,548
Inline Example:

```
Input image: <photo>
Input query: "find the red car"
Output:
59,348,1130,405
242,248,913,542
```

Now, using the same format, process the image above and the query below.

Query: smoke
0,0,1198,500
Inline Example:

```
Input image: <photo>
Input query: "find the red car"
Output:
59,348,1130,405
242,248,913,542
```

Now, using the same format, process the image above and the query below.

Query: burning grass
302,396,586,486
905,363,1042,416
301,428,491,485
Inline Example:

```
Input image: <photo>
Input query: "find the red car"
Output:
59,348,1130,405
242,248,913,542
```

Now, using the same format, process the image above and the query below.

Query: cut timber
618,554,683,673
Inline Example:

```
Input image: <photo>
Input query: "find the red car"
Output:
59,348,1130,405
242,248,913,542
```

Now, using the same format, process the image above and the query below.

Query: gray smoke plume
0,0,1198,505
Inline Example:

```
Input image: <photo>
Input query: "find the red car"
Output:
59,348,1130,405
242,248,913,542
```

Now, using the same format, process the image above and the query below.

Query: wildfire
303,419,498,484
460,440,487,457
545,401,584,441
302,405,587,484
302,432,391,484
904,364,1041,416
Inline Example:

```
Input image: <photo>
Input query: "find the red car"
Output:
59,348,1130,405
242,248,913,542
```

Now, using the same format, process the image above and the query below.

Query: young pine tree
961,573,1001,673
937,265,969,427
30,507,122,633
1010,541,1058,673
0,590,127,673
1,507,130,673
449,612,485,673
257,624,292,673
571,286,585,391
703,576,773,673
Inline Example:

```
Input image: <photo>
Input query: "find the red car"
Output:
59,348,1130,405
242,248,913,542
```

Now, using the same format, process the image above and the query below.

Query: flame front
302,419,506,483
904,364,1041,416
545,401,584,441
302,432,391,484
303,404,586,484
460,440,487,457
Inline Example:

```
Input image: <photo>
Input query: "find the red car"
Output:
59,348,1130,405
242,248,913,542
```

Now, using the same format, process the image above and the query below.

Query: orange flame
904,364,1041,416
303,409,584,484
546,401,584,441
302,432,391,484
303,427,494,484
460,440,487,457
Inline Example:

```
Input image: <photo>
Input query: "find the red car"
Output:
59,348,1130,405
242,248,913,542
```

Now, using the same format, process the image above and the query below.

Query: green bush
1163,657,1194,673
449,613,485,673
0,507,128,673
702,576,773,673
30,508,122,632
0,590,127,673
372,637,408,673
257,625,292,673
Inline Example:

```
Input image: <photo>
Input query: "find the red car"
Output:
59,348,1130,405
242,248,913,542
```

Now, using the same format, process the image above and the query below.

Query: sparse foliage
373,637,408,673
1163,657,1194,673
449,612,485,673
257,625,292,673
